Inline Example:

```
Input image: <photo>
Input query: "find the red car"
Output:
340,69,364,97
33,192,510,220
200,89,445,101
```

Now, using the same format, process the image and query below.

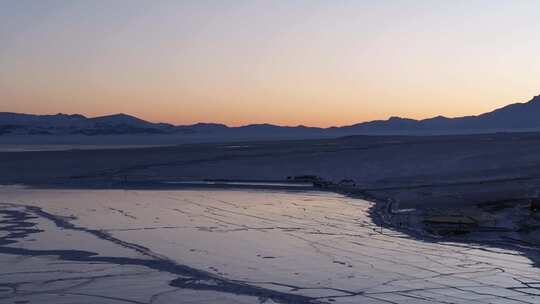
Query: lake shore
2,133,540,302
2,187,540,303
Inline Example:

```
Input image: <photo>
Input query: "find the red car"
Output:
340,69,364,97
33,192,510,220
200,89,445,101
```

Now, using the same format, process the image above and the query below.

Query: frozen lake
1,187,539,303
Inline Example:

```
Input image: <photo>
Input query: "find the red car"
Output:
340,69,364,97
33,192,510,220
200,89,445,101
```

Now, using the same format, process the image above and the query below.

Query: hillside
2,95,540,140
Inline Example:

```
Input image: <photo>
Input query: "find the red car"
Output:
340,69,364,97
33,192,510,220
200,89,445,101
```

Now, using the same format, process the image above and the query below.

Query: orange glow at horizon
2,1,540,127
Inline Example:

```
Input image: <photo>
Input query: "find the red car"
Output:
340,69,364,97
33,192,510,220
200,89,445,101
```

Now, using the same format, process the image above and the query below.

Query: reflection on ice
1,187,539,303
164,180,313,187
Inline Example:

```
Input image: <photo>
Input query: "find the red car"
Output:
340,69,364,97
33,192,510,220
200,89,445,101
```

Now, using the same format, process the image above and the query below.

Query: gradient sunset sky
1,1,540,127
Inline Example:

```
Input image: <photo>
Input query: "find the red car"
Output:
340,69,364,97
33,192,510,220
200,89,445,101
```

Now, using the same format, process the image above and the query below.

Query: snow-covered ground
1,186,540,303
3,132,540,208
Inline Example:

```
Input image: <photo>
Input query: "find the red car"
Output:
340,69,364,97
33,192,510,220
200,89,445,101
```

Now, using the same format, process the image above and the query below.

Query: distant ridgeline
2,95,540,137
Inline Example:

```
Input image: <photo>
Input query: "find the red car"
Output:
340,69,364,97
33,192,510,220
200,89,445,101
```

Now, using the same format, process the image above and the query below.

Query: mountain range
2,95,540,138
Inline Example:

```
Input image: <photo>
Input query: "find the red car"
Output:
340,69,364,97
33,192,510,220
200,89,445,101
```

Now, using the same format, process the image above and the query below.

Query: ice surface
1,187,539,303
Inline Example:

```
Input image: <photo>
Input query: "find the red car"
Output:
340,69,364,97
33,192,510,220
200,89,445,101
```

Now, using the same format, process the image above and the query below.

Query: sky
1,0,540,127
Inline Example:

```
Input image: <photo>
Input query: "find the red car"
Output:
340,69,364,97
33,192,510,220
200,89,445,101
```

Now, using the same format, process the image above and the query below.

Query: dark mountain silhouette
88,114,161,127
336,95,540,133
0,112,182,136
2,94,540,137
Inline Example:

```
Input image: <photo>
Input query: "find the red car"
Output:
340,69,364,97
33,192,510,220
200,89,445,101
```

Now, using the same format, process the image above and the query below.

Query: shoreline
6,180,540,267
4,178,540,265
